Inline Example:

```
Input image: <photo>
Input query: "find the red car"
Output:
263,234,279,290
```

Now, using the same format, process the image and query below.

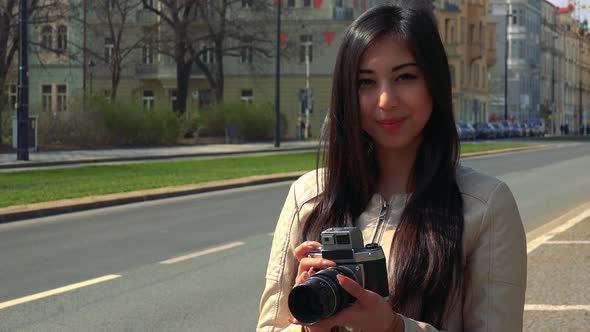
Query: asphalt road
0,142,589,331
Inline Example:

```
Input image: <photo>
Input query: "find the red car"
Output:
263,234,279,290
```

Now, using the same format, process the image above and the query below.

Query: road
0,142,589,331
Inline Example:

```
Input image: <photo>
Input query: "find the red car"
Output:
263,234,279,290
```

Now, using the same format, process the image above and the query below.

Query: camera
288,227,389,325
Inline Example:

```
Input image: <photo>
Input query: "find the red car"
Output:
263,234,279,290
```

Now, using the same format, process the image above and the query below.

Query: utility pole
17,0,29,161
504,6,511,121
82,0,87,98
274,0,281,148
304,39,312,139
551,34,557,135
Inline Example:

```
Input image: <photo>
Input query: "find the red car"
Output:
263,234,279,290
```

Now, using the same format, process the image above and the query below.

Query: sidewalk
0,140,320,169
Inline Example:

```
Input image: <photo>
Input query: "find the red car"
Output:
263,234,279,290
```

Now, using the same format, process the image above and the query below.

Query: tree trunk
176,59,191,113
214,44,224,102
111,63,121,100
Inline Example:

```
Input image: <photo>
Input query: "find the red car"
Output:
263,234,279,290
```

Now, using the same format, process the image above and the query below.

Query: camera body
288,227,389,325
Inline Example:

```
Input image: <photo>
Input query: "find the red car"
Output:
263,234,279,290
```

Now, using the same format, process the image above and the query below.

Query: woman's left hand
289,274,404,332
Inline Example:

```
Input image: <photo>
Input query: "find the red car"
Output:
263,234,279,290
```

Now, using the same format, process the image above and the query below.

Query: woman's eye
358,79,374,87
396,73,417,81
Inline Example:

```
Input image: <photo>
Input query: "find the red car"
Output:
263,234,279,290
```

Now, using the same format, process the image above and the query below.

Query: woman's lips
377,117,406,130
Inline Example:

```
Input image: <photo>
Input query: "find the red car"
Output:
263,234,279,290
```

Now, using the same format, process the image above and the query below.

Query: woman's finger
294,241,322,261
297,257,336,275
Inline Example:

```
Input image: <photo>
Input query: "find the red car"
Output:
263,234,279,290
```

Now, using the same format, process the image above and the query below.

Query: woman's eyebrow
358,62,418,74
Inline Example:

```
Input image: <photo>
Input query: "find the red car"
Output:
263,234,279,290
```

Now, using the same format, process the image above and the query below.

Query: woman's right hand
290,241,337,332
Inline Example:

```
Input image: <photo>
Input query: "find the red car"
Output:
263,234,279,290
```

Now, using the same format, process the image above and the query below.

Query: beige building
87,0,498,139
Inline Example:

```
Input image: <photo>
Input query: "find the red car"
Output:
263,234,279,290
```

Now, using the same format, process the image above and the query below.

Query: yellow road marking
160,241,244,265
525,304,590,311
0,274,121,310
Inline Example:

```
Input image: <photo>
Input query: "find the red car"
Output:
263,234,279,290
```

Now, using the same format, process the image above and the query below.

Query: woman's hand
290,241,336,332
289,242,404,332
293,241,336,285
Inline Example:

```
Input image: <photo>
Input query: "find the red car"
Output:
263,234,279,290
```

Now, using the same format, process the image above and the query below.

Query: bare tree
140,0,277,113
82,0,147,99
0,0,62,145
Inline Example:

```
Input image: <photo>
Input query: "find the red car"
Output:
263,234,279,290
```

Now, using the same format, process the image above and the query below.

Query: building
5,0,84,114
489,0,541,123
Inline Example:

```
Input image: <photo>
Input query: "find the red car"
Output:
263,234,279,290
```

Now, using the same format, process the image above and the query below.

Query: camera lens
288,266,357,325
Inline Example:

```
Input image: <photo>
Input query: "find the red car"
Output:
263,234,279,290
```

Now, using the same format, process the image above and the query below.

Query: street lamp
503,7,514,121
274,0,281,148
551,33,558,135
16,0,29,161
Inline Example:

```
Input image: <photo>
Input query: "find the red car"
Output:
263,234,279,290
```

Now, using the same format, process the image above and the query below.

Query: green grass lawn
0,143,529,209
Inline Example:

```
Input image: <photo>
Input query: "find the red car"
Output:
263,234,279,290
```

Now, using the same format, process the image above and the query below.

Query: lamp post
16,0,29,161
551,33,558,135
274,0,281,148
503,7,514,121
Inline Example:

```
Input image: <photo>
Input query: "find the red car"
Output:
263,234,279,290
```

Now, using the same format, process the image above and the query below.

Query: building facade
489,0,541,122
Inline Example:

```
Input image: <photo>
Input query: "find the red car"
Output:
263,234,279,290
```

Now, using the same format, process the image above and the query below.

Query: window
143,90,154,109
143,0,154,9
142,45,153,64
170,89,178,112
300,35,313,63
41,25,52,50
57,25,67,51
449,65,456,88
460,60,464,86
7,84,17,111
56,85,67,112
460,18,465,43
489,29,494,50
240,89,253,104
41,85,52,112
482,67,486,88
240,45,253,64
198,89,211,108
474,63,479,87
242,0,252,8
450,25,455,44
105,38,114,64
287,0,295,7
468,24,475,44
303,0,311,7
200,45,215,64
479,22,483,44
512,10,517,25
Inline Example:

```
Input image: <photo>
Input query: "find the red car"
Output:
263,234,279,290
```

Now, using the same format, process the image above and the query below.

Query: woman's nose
378,85,398,110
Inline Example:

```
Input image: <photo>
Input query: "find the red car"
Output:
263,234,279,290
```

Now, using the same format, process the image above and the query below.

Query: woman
258,2,527,332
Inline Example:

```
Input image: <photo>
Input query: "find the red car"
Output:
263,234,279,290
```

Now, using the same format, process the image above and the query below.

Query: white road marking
545,240,590,245
0,274,121,310
525,304,590,311
160,241,244,265
527,207,590,254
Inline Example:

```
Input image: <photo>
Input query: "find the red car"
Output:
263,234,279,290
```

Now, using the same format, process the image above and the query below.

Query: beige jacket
257,166,527,332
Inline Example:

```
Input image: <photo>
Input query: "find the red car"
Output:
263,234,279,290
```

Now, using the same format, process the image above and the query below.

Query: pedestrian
298,116,305,140
257,2,526,332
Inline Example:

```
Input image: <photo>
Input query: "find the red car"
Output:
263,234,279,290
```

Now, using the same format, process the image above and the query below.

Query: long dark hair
303,2,463,328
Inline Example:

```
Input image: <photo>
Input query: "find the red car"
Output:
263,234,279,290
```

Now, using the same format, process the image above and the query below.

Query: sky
548,0,590,23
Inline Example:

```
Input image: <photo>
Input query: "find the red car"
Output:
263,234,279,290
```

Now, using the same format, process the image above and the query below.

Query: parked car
499,120,515,138
458,122,476,140
492,123,508,138
512,122,525,137
456,124,466,140
475,122,496,139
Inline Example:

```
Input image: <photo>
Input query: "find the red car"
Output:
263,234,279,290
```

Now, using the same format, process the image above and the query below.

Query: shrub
200,101,288,141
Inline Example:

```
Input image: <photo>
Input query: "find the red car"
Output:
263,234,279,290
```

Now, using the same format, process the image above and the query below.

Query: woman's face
357,36,432,152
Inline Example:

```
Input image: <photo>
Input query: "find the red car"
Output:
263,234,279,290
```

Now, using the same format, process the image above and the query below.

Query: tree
0,0,62,146
140,0,277,113
83,0,148,99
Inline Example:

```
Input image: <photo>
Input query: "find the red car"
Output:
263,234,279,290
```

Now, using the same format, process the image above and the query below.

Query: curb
0,144,554,224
